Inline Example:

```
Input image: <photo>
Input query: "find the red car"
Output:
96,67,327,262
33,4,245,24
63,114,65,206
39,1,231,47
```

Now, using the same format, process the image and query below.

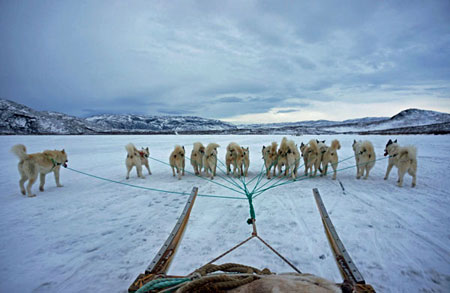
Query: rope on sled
175,263,272,293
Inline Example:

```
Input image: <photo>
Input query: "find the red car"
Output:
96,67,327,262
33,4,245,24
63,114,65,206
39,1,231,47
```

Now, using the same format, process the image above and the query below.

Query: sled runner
129,187,375,292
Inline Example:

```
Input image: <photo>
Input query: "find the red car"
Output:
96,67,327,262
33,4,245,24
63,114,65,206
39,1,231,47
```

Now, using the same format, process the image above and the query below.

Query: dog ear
62,149,65,153
182,146,185,150
388,139,392,143
300,142,304,147
316,139,319,143
322,140,325,143
146,147,149,151
394,139,397,143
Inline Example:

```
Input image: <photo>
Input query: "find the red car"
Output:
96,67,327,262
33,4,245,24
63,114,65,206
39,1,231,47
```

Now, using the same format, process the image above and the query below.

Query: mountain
0,99,449,135
86,114,236,133
0,99,99,134
0,99,236,134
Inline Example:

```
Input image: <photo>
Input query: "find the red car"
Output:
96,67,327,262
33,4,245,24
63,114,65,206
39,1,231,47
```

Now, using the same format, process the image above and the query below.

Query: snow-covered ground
0,135,449,293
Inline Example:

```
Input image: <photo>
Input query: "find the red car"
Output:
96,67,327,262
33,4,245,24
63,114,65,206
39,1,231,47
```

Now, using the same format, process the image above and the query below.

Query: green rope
135,277,190,293
65,167,247,200
216,157,243,188
149,156,245,195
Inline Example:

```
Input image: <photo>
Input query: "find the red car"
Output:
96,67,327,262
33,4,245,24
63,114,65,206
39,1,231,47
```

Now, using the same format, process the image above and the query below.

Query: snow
0,134,449,293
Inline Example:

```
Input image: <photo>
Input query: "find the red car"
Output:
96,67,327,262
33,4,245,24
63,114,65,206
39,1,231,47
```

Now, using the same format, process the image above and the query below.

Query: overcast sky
1,1,449,123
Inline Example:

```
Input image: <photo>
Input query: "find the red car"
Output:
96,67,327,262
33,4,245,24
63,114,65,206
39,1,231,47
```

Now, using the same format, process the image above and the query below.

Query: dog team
11,138,418,197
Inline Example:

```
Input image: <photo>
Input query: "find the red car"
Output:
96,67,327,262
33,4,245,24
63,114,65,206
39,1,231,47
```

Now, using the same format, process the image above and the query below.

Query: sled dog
321,139,341,180
262,142,278,179
169,145,185,180
384,139,417,187
11,144,68,197
125,143,151,179
191,142,205,175
277,137,289,177
305,139,320,177
352,140,376,179
242,147,250,177
300,142,309,175
317,140,328,170
286,140,300,179
226,142,244,177
203,143,220,179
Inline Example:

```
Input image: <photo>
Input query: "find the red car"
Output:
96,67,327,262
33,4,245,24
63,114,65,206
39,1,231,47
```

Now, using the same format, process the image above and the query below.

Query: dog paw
21,190,26,195
57,184,63,187
28,194,36,197
39,186,44,191
412,183,416,187
126,176,129,180
384,177,388,180
332,177,336,180
363,177,368,180
356,176,361,179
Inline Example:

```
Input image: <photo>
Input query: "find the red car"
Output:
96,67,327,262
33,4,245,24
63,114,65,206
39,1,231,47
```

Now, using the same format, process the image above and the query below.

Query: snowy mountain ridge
1,99,449,134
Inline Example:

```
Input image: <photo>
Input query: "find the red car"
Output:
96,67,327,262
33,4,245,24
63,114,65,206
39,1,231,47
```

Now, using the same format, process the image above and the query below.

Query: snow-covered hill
86,114,237,133
1,99,449,135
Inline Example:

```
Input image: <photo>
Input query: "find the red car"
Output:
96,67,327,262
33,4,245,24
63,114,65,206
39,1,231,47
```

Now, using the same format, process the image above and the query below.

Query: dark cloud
0,0,449,122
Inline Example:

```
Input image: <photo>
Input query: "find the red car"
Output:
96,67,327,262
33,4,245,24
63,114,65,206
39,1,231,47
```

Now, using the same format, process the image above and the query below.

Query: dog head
55,149,68,168
384,139,397,156
242,147,249,158
139,147,150,158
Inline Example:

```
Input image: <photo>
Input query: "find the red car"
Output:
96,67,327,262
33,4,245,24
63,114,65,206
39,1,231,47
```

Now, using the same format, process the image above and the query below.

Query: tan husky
305,139,320,177
11,144,68,197
125,143,151,179
277,137,289,177
242,147,250,177
286,140,300,179
190,142,205,175
203,143,220,179
384,139,417,187
321,139,341,180
226,142,244,177
169,145,185,180
262,142,278,179
352,140,376,179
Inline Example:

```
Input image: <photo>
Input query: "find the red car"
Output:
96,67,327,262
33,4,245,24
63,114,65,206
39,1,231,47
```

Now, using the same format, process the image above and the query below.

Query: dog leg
54,169,63,187
27,175,37,197
126,165,132,179
408,168,416,187
137,164,145,179
177,167,182,180
384,163,394,180
332,162,337,180
19,174,28,195
182,160,185,176
145,162,152,175
364,166,370,179
397,168,405,187
39,173,46,191
171,166,176,177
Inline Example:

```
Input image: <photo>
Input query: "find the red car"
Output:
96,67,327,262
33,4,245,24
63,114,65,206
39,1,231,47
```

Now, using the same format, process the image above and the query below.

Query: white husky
321,139,341,180
169,145,185,180
286,140,300,179
125,143,151,179
384,139,417,187
352,140,376,179
204,143,220,179
190,142,205,175
262,142,278,179
226,142,244,177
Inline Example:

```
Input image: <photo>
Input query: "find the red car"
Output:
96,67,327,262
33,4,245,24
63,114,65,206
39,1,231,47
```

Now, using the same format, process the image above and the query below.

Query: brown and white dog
226,142,244,177
190,142,205,175
169,145,185,180
203,143,220,179
262,142,278,179
125,143,151,179
384,139,417,187
352,140,376,179
321,139,341,180
11,144,68,197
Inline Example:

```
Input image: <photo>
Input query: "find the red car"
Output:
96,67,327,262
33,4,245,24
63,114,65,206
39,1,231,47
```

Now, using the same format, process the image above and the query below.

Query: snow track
0,134,449,293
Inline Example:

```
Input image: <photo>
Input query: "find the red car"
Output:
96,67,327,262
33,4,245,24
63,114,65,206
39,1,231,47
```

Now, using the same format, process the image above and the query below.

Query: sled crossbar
313,188,365,285
129,187,198,292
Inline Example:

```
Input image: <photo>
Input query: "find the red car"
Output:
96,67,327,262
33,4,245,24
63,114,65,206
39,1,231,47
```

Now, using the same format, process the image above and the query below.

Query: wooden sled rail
313,188,375,292
129,187,198,292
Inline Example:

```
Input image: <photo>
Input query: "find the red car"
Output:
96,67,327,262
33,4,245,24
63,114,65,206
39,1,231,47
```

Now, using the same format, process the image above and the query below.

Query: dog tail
402,146,417,160
331,139,341,150
308,139,319,154
125,143,137,157
11,144,28,161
